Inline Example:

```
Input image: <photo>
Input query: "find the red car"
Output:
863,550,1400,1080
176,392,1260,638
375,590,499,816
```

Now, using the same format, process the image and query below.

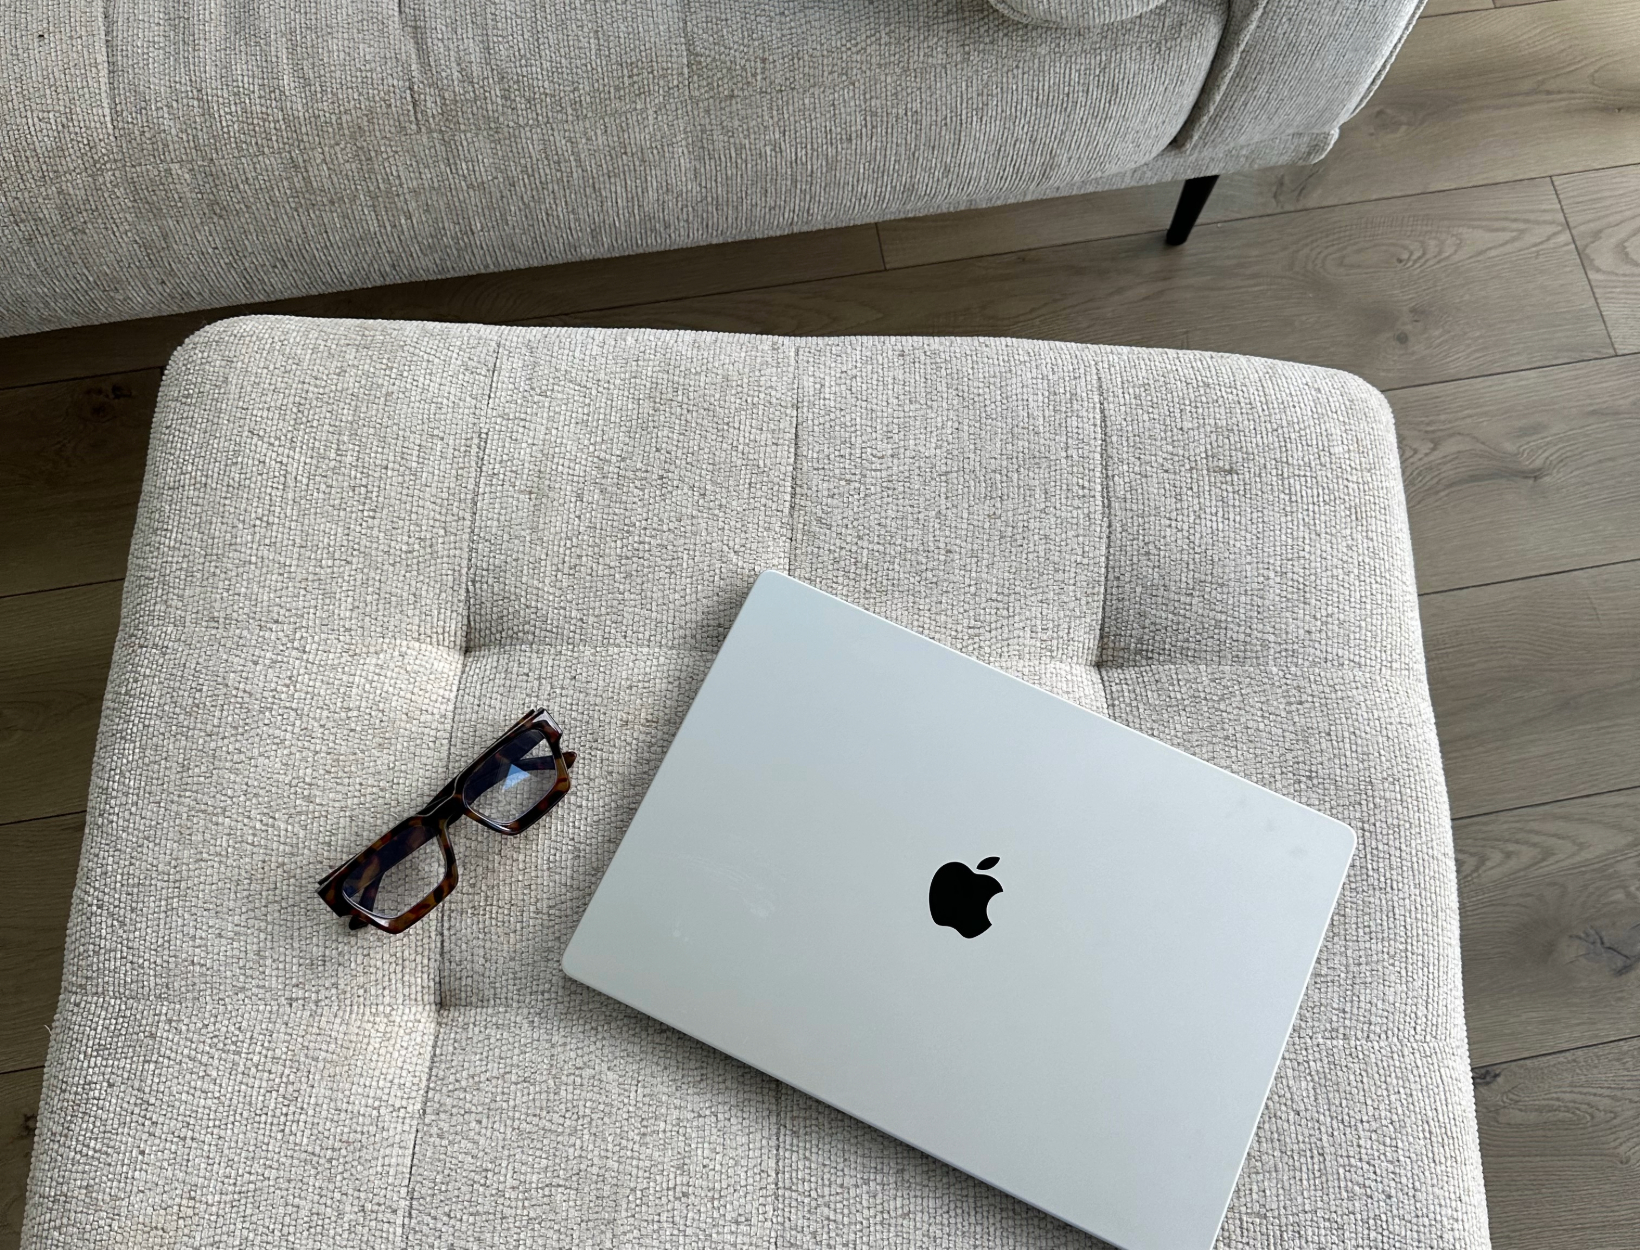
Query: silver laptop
563,571,1354,1250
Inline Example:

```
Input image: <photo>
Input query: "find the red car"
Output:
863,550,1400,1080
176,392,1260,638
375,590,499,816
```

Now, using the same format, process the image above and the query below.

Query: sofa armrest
989,0,1168,27
1175,0,1425,156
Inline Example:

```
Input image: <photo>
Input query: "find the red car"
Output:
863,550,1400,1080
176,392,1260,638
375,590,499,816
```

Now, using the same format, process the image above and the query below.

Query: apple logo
929,856,1003,939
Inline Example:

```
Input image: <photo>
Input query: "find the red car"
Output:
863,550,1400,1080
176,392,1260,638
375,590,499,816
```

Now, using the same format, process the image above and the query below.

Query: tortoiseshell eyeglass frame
316,708,577,934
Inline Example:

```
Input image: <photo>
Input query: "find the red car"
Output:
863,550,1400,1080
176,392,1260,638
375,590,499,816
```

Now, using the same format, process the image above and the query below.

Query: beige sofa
2,0,1423,336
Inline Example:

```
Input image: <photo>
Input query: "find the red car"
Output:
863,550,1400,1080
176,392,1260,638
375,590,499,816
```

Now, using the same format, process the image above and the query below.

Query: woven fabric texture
23,317,1490,1249
1175,0,1423,151
990,0,1168,27
2,0,1416,337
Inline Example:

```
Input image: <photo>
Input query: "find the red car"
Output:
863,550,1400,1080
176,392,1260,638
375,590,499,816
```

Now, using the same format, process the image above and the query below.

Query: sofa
21,317,1491,1248
2,0,1423,337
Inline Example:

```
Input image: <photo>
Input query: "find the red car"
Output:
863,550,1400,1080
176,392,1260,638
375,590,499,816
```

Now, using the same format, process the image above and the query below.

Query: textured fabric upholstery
24,317,1490,1249
1175,0,1422,153
991,0,1169,29
1,0,1222,336
1,0,1420,338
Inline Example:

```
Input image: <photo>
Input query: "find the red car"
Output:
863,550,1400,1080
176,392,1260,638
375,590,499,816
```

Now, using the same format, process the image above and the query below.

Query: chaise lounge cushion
23,317,1490,1249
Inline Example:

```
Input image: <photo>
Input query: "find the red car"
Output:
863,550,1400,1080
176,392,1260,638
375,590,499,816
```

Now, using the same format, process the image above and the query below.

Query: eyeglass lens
463,728,561,826
342,818,450,921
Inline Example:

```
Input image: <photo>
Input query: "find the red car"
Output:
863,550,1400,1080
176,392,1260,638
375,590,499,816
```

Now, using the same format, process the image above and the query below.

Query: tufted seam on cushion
785,341,803,579
396,337,505,1250
1092,339,1112,682
394,0,431,134
461,453,494,655
112,623,468,655
396,1010,441,1249
456,332,509,661
775,337,803,1242
46,989,439,1011
94,0,117,144
1096,660,1426,675
467,642,727,660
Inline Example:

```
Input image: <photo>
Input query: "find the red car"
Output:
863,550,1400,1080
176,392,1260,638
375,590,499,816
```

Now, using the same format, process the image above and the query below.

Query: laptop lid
563,571,1354,1250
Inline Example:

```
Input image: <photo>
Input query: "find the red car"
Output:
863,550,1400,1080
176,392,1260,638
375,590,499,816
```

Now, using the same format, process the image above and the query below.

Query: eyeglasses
317,708,576,934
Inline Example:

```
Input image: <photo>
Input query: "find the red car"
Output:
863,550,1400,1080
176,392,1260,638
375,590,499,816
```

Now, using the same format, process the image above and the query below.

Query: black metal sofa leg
1165,174,1219,246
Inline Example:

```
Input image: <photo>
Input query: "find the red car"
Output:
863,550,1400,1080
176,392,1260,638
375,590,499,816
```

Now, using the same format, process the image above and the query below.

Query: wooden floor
3,0,1639,1243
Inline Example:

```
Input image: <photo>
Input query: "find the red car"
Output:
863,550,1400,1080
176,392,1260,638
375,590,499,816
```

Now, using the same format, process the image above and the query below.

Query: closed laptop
564,570,1354,1250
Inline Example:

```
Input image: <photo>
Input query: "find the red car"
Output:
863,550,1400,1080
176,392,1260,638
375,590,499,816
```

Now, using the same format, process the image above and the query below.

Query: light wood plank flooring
3,1,1638,1245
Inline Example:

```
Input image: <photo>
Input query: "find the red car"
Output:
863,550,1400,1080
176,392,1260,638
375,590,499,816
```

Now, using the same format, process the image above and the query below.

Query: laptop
562,571,1354,1250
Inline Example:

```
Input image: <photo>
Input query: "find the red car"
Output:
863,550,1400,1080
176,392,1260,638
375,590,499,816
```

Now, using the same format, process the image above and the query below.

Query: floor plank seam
1550,176,1621,357
1418,554,1640,599
1452,782,1640,824
550,176,1579,298
512,262,904,324
1474,1029,1640,1075
0,810,89,831
0,578,125,605
0,364,166,396
880,166,1640,275
1382,349,1623,396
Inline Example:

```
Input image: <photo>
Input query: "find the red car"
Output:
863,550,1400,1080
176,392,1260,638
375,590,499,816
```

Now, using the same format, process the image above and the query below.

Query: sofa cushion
22,317,1491,1250
991,0,1169,28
